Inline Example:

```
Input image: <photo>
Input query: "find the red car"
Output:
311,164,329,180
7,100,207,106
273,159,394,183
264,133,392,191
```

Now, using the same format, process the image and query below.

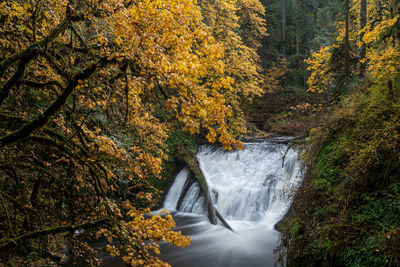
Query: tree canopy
0,0,266,265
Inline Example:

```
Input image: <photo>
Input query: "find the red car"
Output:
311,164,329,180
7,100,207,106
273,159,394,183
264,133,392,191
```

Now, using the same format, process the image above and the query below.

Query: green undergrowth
278,90,400,266
263,110,324,136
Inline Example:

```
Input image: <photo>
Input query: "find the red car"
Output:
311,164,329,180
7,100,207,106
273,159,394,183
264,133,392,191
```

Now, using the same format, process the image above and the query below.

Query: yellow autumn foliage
0,0,266,265
199,0,266,137
305,46,334,93
305,0,400,93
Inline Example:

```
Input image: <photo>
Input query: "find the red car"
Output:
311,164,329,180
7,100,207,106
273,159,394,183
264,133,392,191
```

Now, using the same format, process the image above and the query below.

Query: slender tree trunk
295,0,300,56
295,0,301,86
344,0,350,76
388,79,394,97
282,0,287,58
360,0,367,78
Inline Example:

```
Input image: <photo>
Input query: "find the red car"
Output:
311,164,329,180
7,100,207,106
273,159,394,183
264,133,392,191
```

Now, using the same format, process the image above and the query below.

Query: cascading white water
160,139,303,267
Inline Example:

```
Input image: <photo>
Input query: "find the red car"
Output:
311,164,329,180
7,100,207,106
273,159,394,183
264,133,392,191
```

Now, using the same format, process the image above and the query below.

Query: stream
157,138,303,267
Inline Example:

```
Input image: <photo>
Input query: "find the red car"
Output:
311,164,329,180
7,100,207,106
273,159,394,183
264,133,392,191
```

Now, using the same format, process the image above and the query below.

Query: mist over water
159,139,303,267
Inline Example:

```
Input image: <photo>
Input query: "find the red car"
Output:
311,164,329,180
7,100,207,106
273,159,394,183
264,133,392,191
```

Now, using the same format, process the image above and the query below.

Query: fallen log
177,145,234,232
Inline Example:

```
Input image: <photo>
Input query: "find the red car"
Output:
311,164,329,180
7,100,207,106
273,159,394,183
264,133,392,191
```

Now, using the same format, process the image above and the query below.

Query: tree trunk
295,0,300,56
344,0,350,76
295,0,301,86
360,0,367,78
388,79,394,97
282,0,287,58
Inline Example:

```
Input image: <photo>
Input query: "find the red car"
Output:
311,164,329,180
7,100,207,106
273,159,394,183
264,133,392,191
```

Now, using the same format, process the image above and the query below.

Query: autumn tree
199,0,267,135
0,0,251,265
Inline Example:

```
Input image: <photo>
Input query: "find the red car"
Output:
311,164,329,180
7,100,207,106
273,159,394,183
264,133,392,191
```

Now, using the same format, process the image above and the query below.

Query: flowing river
158,138,303,267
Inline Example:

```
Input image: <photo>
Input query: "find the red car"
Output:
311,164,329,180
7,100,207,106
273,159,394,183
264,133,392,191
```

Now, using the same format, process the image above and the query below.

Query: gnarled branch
0,218,110,252
0,57,109,148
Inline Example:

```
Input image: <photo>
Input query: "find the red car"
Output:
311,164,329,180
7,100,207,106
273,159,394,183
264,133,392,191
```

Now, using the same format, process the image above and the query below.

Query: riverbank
276,93,400,266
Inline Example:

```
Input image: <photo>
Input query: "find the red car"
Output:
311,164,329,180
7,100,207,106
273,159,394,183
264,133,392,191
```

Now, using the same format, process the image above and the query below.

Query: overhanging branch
0,57,109,148
0,218,110,252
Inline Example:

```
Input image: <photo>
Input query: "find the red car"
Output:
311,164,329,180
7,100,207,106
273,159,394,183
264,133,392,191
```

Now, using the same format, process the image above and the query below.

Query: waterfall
160,139,303,267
